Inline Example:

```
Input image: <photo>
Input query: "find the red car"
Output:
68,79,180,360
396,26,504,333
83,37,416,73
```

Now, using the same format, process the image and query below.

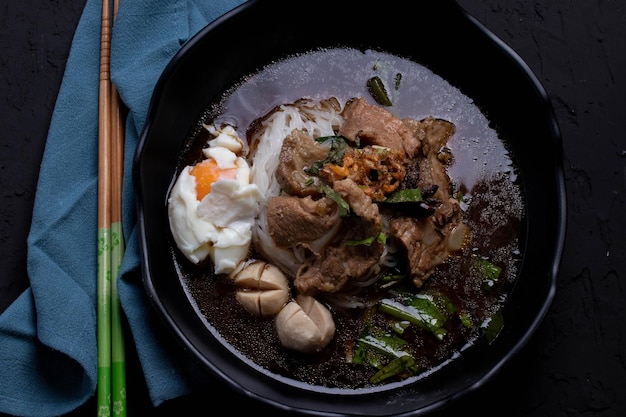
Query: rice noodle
249,99,343,277
250,99,342,199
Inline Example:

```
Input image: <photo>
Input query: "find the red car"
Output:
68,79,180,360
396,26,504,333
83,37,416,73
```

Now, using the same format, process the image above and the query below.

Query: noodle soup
168,47,524,389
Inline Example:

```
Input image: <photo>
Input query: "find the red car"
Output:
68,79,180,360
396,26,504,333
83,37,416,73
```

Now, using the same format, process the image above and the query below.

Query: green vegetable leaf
305,136,350,176
320,184,350,217
459,312,474,329
359,332,408,356
474,255,502,289
379,294,448,341
317,135,350,164
391,320,411,335
482,308,504,344
352,326,419,383
345,232,386,246
383,188,423,203
370,355,416,384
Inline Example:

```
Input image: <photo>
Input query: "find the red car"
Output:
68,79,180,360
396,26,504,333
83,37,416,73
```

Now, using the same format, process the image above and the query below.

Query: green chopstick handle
111,361,126,416
111,221,126,416
97,227,112,417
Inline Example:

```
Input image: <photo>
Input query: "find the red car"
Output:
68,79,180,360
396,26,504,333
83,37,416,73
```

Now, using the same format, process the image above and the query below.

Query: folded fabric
0,0,246,416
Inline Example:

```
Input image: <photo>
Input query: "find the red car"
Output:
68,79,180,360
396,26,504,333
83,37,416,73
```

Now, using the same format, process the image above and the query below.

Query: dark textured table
2,1,625,416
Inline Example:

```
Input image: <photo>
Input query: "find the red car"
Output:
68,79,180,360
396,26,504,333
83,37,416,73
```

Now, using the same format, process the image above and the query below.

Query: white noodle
249,99,343,278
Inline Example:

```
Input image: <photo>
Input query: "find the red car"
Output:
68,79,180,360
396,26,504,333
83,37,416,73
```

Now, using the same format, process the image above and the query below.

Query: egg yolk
190,158,238,200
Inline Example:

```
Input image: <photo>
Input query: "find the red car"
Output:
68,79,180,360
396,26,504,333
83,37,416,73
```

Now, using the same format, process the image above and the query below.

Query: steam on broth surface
169,47,524,390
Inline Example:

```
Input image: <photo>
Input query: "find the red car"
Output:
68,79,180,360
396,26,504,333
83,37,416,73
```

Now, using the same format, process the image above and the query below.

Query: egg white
168,126,262,275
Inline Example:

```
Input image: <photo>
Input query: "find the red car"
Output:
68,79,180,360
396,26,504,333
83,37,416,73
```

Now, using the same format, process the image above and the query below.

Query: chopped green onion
394,73,402,90
381,273,406,283
372,145,391,155
367,76,392,106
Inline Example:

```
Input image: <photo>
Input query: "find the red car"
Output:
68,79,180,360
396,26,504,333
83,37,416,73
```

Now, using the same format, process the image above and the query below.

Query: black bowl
133,0,566,415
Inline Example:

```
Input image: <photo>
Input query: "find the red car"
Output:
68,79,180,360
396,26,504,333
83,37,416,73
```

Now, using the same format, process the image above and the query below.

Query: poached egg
168,124,262,275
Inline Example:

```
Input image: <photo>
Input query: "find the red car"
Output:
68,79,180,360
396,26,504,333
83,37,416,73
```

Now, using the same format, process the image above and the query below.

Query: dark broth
173,48,524,390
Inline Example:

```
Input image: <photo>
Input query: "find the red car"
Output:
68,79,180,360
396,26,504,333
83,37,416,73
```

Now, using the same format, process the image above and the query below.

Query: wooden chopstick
109,0,127,413
97,0,126,415
96,0,113,412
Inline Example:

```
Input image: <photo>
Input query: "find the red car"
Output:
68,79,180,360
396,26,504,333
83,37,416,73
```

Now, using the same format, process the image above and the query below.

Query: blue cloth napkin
0,0,246,416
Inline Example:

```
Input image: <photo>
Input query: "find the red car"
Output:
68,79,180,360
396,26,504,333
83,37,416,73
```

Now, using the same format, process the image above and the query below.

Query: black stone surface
1,1,625,416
